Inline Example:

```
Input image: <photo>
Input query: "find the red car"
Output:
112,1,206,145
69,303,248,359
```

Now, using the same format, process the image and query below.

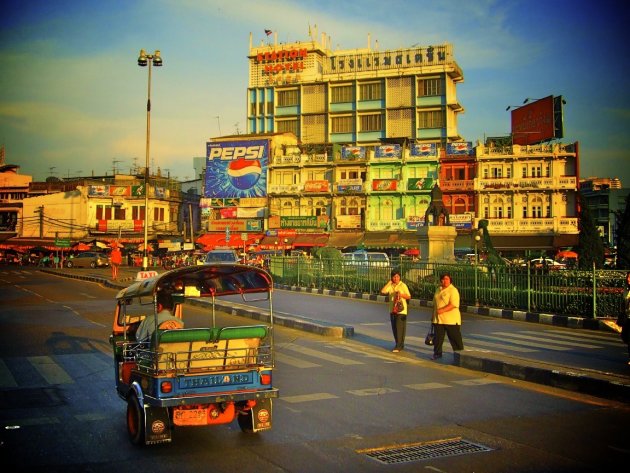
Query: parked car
528,257,566,270
66,252,110,268
342,251,390,267
204,248,240,264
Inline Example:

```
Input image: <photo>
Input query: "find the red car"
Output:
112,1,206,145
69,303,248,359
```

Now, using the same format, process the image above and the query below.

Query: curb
454,350,630,403
187,297,353,338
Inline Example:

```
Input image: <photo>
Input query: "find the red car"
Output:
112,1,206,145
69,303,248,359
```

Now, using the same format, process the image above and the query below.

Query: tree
575,193,605,270
613,192,630,269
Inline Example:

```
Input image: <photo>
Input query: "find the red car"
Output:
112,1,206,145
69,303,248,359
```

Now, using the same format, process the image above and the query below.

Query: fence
265,256,626,319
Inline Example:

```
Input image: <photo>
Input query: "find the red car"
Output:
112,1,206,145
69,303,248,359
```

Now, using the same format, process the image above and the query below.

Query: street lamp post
473,230,481,305
137,49,163,271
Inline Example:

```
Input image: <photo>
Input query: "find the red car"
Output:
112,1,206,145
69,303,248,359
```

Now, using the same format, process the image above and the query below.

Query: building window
340,197,362,215
522,166,527,178
114,207,126,220
484,206,489,218
96,205,104,220
359,82,382,101
507,207,512,218
266,100,273,114
417,78,442,97
359,113,382,132
132,205,146,220
277,89,299,107
418,110,444,128
546,205,551,217
491,167,503,178
249,103,256,115
154,207,165,222
331,85,353,103
276,119,298,136
331,115,353,133
506,167,512,178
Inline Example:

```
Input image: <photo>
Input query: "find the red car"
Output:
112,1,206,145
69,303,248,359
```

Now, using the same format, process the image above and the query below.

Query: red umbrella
72,242,92,251
403,248,420,257
556,250,578,259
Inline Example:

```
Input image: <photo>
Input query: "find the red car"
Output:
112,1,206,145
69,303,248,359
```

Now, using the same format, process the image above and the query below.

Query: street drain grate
358,437,492,464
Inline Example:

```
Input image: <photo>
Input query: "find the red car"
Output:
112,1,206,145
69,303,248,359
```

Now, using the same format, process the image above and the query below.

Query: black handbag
425,324,435,346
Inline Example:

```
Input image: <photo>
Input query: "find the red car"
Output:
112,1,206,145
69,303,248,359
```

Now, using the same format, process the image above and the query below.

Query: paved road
38,265,630,402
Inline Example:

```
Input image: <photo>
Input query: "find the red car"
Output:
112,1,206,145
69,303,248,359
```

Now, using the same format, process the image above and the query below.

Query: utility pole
36,206,44,238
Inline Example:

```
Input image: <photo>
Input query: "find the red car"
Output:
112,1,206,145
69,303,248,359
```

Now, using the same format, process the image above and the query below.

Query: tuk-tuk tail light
260,372,272,385
161,381,173,393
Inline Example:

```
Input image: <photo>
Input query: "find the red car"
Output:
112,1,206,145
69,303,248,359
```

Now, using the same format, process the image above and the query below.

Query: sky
1,0,629,185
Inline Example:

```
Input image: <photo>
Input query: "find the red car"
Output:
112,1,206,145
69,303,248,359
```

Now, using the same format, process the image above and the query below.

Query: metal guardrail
265,256,626,319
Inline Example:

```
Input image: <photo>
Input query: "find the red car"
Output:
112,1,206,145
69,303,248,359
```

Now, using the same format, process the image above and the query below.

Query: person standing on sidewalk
618,271,630,365
431,272,464,360
381,269,411,353
110,245,122,281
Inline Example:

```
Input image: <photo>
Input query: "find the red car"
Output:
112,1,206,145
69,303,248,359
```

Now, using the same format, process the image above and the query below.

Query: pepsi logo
227,158,262,190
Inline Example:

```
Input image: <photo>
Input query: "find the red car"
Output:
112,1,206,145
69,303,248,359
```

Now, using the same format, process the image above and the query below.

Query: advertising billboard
511,96,555,145
205,140,269,198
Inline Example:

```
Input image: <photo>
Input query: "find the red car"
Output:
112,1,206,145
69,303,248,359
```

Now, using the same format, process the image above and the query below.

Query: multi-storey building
241,31,464,250
1,169,186,251
580,178,628,247
473,141,580,252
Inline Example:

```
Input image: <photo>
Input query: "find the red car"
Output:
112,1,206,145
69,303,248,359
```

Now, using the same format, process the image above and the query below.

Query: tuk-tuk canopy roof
115,264,273,300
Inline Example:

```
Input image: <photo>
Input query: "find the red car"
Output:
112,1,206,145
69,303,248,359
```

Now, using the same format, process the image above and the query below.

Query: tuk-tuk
109,264,278,445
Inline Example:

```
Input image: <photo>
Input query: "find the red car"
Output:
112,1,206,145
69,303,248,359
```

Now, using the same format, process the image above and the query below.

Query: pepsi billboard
205,140,269,198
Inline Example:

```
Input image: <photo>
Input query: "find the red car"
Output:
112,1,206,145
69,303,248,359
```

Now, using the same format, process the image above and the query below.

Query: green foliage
478,219,506,266
576,193,605,269
614,192,630,269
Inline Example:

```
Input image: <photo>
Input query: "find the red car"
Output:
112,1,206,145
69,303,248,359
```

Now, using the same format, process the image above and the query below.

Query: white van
342,251,390,267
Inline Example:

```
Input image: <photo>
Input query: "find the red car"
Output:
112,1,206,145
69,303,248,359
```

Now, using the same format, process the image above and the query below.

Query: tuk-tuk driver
135,291,183,342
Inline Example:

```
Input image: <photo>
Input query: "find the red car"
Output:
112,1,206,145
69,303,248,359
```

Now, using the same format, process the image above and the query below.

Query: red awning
196,233,264,251
258,235,295,250
293,233,329,247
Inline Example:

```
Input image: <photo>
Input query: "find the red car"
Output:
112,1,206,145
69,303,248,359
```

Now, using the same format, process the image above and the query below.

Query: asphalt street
40,265,630,403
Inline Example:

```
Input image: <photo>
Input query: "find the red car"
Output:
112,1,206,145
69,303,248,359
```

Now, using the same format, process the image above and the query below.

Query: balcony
483,217,578,234
439,180,474,191
366,219,406,231
269,184,303,194
476,176,577,191
271,155,303,166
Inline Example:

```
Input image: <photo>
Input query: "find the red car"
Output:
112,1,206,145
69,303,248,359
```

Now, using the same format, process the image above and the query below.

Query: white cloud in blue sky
1,0,628,184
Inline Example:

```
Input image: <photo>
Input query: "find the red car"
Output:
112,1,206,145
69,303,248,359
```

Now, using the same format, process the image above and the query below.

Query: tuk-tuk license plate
179,372,252,389
173,408,207,425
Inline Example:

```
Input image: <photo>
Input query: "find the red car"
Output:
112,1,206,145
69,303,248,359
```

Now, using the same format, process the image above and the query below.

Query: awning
396,233,419,249
326,232,364,249
259,235,295,250
362,232,399,249
293,233,329,247
489,235,556,250
196,232,264,251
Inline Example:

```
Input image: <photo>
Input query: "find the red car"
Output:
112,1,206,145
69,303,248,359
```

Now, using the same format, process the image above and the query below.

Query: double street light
137,49,163,270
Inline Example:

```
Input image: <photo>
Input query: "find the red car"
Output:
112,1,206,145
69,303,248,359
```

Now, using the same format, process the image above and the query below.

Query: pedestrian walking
381,269,411,353
431,272,464,360
110,245,122,280
618,271,630,365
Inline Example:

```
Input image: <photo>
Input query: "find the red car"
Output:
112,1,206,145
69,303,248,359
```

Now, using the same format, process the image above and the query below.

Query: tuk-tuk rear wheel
126,394,145,445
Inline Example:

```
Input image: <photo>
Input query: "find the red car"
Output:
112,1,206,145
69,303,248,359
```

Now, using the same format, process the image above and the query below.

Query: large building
192,31,578,255
207,31,466,251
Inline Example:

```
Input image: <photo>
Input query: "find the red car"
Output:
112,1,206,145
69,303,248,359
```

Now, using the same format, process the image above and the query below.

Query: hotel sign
328,45,449,73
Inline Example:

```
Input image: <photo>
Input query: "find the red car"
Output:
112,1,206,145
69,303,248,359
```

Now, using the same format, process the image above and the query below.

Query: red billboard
511,95,555,145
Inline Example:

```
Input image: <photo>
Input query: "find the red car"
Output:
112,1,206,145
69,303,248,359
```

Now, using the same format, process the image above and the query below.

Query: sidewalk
41,265,630,403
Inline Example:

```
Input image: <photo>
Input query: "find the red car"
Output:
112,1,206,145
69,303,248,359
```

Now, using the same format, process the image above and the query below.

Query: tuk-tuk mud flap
144,405,172,445
251,398,272,432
